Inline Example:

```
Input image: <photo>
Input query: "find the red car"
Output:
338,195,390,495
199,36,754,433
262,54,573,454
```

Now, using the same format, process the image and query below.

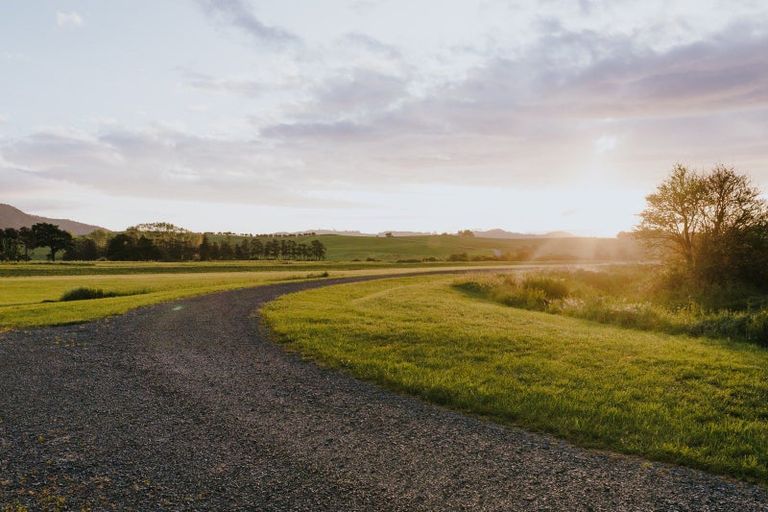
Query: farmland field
263,275,768,484
0,260,536,330
17,233,642,263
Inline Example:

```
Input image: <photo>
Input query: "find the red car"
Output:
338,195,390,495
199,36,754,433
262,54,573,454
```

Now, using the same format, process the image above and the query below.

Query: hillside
211,233,644,261
0,204,107,236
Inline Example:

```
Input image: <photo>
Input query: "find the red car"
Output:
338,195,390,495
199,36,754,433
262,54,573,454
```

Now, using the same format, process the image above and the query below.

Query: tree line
0,223,73,261
0,222,327,262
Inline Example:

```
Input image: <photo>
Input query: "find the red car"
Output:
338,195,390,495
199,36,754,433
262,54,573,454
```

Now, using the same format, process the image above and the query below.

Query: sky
1,0,767,236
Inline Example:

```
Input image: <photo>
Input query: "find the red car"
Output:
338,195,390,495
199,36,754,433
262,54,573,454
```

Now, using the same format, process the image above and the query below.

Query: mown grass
0,263,530,330
263,275,768,484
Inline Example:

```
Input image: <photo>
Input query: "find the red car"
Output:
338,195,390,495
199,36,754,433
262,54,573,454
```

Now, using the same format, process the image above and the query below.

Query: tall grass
454,267,768,346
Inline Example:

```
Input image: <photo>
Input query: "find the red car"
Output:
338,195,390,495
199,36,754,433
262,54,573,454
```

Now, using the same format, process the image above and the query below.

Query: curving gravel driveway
1,274,767,511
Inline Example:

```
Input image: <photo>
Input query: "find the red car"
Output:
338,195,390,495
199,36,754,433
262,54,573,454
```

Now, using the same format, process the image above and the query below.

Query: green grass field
0,259,526,277
0,261,533,330
263,275,768,484
219,233,640,261
20,233,640,263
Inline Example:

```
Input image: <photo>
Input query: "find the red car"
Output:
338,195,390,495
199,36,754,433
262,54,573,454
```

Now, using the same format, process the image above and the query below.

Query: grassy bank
454,268,768,346
263,275,768,484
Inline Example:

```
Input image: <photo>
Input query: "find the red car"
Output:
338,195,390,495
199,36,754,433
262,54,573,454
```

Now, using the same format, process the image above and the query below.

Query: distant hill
472,229,575,239
0,204,108,236
308,229,574,238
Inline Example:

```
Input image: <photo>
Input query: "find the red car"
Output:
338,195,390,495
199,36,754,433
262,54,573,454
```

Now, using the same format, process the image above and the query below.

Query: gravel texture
1,275,767,511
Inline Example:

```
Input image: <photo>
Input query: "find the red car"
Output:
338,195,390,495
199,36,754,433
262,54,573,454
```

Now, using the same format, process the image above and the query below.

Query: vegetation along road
2,272,767,511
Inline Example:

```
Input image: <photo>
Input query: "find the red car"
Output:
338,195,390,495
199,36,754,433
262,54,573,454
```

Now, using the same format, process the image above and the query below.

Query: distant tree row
1,222,327,262
0,223,72,261
63,223,326,261
198,235,326,261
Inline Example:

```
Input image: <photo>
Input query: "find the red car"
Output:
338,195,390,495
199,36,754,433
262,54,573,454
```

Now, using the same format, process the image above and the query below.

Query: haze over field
2,1,767,235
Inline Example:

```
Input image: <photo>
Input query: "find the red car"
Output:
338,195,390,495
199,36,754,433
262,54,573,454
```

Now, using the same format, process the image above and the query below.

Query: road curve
1,274,767,511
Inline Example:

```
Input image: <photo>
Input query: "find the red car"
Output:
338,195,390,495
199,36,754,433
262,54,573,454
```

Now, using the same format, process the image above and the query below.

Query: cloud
307,69,409,117
0,127,355,207
594,135,618,154
251,20,768,188
196,0,300,47
342,33,401,59
184,71,269,97
56,11,83,28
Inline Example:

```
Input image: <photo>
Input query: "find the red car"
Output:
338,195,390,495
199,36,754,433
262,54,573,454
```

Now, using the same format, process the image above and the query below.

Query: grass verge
263,275,768,484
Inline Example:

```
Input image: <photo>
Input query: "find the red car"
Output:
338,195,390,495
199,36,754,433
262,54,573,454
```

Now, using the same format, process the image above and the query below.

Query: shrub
447,253,469,262
60,287,119,301
494,287,548,311
454,267,768,346
522,276,569,300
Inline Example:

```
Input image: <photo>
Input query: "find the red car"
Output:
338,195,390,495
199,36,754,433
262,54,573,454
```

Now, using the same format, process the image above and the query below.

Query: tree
18,227,35,260
310,239,326,260
64,237,99,261
250,238,264,259
458,229,475,237
0,228,20,261
31,223,72,262
636,164,768,289
210,241,221,260
219,239,234,260
636,164,706,267
199,234,212,261
106,233,136,260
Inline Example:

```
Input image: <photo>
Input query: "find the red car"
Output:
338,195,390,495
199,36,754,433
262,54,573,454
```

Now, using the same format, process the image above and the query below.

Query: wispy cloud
56,11,83,28
196,0,300,47
184,71,269,97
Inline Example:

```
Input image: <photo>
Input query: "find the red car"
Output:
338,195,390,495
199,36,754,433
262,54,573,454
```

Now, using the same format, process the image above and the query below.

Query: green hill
211,234,643,261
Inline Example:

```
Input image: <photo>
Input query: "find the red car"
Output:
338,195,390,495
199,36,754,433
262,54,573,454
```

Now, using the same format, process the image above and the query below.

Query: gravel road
1,274,767,511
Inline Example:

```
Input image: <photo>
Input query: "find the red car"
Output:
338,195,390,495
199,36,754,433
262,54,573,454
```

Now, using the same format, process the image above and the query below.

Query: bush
522,276,569,300
60,287,119,301
494,287,549,311
447,253,469,262
454,268,768,346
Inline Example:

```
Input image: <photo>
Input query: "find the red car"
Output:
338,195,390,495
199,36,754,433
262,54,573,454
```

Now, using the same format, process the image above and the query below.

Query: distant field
0,262,532,330
228,234,640,261
20,233,641,263
0,259,520,277
264,275,768,484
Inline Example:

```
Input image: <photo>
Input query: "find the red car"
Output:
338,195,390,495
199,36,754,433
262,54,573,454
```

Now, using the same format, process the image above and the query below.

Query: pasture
264,275,768,484
0,260,526,330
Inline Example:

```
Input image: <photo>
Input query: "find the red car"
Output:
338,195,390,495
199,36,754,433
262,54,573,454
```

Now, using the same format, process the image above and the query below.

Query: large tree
636,164,768,287
636,164,706,266
31,223,72,262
